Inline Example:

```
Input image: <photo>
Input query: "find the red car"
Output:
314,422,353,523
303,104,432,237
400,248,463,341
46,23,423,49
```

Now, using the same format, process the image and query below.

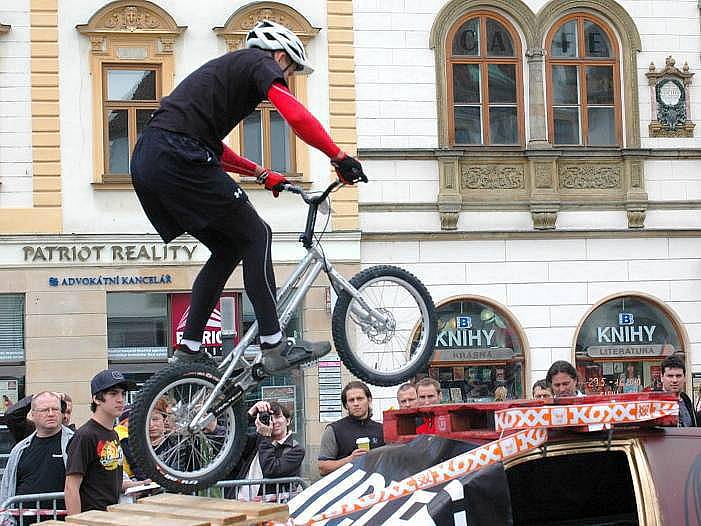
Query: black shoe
261,339,331,374
171,344,215,364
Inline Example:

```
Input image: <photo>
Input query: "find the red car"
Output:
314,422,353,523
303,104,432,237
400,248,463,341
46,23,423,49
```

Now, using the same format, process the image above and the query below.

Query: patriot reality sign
288,434,540,525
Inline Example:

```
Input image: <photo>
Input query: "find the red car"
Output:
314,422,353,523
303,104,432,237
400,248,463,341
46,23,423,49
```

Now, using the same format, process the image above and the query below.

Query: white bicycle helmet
246,20,313,75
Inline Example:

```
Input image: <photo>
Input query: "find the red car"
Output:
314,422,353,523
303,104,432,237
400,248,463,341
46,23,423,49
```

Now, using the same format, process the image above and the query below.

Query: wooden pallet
139,493,289,523
63,494,289,526
66,510,209,526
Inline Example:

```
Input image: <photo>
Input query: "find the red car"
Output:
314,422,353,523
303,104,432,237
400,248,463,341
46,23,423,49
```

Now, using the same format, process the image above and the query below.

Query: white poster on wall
0,379,19,415
318,354,343,422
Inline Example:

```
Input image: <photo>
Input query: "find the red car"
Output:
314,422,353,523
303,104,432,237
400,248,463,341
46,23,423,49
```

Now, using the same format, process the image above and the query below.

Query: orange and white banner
300,428,548,525
494,399,678,432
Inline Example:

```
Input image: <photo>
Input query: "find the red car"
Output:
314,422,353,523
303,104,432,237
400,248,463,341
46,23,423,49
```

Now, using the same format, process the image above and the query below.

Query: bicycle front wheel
129,362,247,492
332,265,437,386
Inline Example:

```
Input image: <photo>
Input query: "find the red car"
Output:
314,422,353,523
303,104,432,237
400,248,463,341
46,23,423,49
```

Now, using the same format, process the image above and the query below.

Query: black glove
331,154,368,184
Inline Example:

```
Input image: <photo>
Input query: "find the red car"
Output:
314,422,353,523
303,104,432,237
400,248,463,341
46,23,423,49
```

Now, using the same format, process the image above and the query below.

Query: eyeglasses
34,407,61,414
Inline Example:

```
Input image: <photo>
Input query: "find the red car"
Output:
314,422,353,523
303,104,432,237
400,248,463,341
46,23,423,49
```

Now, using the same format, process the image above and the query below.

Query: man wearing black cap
65,369,137,515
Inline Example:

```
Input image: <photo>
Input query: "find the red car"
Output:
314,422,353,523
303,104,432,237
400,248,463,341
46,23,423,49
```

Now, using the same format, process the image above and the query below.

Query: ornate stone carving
443,163,455,190
461,165,525,190
534,163,552,189
525,48,545,60
215,2,319,48
647,56,694,85
558,165,621,189
649,121,695,138
531,211,557,230
646,56,695,138
627,209,646,229
102,6,161,31
438,194,461,231
157,36,175,54
440,211,460,230
77,1,185,54
630,163,642,189
242,8,290,29
89,35,107,54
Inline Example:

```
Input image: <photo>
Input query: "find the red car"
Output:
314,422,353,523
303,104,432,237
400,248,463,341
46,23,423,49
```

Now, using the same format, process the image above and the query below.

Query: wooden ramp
63,494,289,526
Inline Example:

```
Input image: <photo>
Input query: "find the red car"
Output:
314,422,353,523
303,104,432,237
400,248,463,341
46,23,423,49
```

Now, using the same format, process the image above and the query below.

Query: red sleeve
220,142,258,176
267,82,341,159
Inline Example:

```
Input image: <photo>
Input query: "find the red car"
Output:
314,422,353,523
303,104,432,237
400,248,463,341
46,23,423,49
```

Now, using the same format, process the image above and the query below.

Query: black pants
131,127,280,340
185,201,280,340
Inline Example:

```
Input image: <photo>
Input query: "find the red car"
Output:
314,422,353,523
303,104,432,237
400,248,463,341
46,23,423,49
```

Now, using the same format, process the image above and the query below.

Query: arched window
546,14,621,146
574,294,688,395
420,296,528,401
447,13,524,145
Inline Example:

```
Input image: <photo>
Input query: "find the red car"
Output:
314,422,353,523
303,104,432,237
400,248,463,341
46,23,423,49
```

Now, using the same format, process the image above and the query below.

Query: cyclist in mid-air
131,20,365,373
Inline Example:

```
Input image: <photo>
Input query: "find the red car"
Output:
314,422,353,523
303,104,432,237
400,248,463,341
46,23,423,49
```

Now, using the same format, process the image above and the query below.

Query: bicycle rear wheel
129,362,247,492
332,265,437,386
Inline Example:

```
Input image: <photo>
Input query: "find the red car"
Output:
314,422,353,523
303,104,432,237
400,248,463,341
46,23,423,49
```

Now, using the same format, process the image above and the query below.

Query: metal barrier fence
0,492,65,526
0,454,9,477
0,477,309,524
207,477,309,502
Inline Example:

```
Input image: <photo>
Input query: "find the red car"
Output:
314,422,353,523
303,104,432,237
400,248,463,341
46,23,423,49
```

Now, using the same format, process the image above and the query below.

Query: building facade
0,0,362,471
0,0,700,473
355,0,701,411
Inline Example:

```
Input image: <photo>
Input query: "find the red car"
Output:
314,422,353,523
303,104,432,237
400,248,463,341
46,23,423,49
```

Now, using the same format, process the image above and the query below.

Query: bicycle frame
188,181,391,431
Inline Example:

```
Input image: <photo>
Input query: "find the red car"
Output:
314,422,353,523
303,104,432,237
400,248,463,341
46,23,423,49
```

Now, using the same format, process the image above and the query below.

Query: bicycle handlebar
280,179,349,204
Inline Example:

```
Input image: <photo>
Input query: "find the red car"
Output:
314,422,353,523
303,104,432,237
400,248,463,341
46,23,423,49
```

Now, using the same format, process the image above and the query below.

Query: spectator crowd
0,351,697,521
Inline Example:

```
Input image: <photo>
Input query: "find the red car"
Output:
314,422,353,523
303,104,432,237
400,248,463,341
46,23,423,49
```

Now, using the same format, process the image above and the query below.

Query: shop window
77,0,184,186
546,14,621,146
102,64,161,176
108,292,168,361
0,295,24,363
575,295,685,395
446,12,524,145
423,297,526,402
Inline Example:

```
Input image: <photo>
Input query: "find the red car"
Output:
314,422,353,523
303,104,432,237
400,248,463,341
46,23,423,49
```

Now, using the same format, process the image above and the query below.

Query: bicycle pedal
300,357,320,369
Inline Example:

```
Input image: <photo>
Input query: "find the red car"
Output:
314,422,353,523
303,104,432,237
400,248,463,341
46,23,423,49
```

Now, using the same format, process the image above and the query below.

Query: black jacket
234,432,305,480
2,395,34,443
225,431,304,499
679,391,699,427
326,415,384,460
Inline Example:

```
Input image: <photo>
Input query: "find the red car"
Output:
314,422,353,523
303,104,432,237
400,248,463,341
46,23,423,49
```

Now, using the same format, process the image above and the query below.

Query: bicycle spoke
344,275,431,377
144,376,240,480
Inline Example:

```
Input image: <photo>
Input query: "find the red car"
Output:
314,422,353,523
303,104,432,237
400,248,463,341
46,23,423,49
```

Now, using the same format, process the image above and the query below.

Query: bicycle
129,179,437,492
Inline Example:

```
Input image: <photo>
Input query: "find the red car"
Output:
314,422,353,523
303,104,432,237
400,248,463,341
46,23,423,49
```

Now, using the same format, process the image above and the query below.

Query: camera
258,411,271,425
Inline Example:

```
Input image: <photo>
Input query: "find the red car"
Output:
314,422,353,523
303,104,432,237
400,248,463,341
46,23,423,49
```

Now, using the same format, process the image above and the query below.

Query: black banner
289,435,512,525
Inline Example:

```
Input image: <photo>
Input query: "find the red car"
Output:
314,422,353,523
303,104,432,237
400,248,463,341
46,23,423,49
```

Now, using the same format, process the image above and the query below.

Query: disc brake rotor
363,307,395,344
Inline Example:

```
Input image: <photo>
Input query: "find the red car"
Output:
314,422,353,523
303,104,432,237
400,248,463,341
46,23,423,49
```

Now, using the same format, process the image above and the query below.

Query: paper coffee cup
356,437,370,451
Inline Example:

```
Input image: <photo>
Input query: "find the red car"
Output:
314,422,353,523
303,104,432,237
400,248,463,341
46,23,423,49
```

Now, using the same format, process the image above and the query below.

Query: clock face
659,81,682,106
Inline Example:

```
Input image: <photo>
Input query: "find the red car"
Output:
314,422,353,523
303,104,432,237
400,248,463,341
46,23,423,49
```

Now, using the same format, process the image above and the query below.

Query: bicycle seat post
220,296,236,359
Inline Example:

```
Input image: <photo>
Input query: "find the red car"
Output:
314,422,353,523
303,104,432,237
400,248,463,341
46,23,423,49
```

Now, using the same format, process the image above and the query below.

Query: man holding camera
229,400,305,500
